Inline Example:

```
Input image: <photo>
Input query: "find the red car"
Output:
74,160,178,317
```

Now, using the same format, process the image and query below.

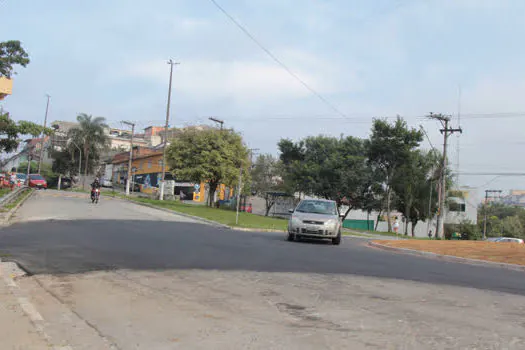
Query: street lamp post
160,59,179,201
122,121,135,196
37,94,51,174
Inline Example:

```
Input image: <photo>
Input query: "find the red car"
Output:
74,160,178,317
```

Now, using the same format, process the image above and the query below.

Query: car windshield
295,200,338,215
16,174,26,179
29,175,44,180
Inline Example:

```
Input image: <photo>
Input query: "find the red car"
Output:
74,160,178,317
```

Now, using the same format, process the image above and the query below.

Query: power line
208,0,348,118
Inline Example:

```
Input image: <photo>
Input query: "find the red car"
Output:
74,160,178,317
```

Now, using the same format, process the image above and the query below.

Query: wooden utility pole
428,113,462,239
483,189,502,240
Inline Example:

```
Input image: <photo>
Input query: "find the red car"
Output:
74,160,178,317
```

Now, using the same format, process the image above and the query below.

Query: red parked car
26,174,47,189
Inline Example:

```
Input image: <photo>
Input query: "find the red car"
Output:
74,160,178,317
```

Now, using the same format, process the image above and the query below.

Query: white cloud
121,51,352,102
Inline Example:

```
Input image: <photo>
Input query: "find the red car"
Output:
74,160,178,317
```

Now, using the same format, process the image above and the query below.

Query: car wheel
287,232,295,241
332,232,342,245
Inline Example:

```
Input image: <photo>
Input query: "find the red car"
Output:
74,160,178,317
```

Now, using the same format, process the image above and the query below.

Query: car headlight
325,219,338,229
291,217,302,226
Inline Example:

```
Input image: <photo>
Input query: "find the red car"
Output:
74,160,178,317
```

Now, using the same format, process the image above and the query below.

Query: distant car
59,177,72,189
26,174,47,189
16,173,27,187
494,237,524,244
101,178,113,188
287,199,343,245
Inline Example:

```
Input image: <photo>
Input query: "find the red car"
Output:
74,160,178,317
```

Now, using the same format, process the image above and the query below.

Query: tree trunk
83,146,90,191
404,200,411,236
265,195,275,216
343,205,354,220
208,181,219,207
375,209,383,231
386,187,392,232
411,220,417,237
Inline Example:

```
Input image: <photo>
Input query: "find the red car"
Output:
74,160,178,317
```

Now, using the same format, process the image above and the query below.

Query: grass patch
344,227,430,240
2,189,33,211
128,197,288,230
0,187,11,198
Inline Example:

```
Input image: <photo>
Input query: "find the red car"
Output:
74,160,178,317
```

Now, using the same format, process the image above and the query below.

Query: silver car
287,199,343,245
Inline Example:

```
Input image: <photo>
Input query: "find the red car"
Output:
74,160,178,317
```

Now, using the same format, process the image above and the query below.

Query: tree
166,128,250,207
501,215,524,239
0,111,48,154
251,154,284,216
68,114,109,177
392,149,441,236
366,117,423,232
278,135,372,217
0,40,30,78
51,149,79,176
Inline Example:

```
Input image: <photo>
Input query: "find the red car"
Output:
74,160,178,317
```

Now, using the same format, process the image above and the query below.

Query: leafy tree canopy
0,111,50,154
166,128,250,206
0,40,30,78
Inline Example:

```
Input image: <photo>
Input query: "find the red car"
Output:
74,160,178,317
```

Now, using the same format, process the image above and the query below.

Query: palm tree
69,114,109,182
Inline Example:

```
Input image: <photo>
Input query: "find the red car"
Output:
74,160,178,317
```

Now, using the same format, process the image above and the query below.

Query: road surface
0,190,524,349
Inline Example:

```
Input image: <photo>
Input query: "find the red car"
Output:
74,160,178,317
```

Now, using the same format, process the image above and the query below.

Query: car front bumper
289,226,339,239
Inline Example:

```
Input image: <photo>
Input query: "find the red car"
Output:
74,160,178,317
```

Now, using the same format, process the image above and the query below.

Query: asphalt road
1,190,525,349
2,191,525,295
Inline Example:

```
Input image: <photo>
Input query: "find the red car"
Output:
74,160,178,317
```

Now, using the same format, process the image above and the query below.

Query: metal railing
0,186,31,208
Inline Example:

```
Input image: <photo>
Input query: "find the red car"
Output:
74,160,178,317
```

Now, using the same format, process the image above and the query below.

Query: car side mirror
288,209,294,214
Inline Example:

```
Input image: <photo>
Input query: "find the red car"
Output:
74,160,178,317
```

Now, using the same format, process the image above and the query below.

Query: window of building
148,159,152,169
158,159,163,167
448,202,466,212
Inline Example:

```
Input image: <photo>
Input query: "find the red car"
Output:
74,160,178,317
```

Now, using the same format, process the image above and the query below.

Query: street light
121,121,135,196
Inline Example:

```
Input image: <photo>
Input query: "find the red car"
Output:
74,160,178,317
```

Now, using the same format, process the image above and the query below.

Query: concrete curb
1,189,34,226
368,241,525,272
117,197,288,233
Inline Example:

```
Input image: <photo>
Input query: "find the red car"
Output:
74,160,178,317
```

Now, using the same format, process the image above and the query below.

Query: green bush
445,221,481,240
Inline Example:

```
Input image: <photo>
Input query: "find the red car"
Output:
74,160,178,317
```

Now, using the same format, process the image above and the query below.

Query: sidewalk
0,262,52,349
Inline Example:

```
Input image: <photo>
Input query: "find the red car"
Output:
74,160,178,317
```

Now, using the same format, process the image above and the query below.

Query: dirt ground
375,240,525,265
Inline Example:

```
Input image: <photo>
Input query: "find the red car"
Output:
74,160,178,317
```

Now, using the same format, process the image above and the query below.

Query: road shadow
1,219,525,296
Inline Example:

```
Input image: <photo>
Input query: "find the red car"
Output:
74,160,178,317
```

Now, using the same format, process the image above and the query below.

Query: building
110,149,234,203
105,126,150,150
493,190,525,207
0,77,13,100
340,186,479,237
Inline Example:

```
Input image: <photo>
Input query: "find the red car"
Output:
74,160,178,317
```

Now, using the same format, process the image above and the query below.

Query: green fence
343,219,374,230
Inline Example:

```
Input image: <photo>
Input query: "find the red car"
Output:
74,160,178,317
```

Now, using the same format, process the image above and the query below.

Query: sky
2,0,525,202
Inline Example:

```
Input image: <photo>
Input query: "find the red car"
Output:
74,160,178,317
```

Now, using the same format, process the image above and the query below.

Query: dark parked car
60,177,72,189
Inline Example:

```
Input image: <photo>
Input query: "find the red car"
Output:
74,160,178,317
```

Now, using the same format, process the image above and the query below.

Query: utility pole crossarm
208,117,224,130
